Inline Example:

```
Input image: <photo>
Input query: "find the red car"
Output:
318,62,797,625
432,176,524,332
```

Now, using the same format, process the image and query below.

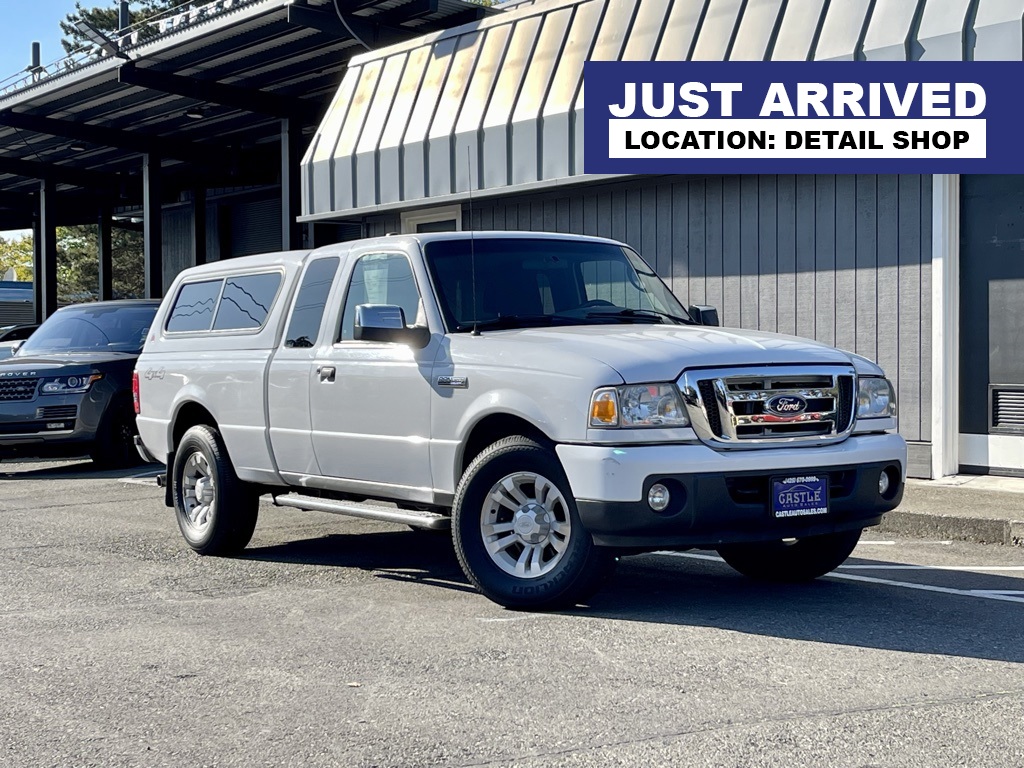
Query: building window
400,205,462,234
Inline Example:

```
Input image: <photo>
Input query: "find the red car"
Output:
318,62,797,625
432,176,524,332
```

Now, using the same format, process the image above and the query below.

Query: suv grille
0,377,38,402
37,405,78,420
680,367,857,447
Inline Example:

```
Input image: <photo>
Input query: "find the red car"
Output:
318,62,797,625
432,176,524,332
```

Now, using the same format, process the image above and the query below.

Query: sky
0,0,83,242
0,0,79,83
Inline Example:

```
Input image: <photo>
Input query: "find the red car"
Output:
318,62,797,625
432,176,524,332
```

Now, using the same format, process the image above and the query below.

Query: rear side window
213,273,282,331
285,257,340,348
166,280,221,332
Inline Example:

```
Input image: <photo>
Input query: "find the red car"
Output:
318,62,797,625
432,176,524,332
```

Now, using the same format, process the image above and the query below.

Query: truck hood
477,324,880,382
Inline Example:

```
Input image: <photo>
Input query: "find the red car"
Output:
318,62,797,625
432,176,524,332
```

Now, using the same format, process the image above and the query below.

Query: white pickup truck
135,232,905,609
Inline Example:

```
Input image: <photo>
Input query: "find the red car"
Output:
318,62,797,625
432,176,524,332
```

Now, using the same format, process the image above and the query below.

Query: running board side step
272,493,451,531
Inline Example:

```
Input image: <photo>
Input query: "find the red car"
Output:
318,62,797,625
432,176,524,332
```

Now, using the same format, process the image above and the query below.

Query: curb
877,510,1024,547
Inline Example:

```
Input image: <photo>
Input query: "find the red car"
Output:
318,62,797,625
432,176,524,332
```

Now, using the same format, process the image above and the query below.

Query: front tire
453,436,615,610
716,529,862,582
172,424,258,555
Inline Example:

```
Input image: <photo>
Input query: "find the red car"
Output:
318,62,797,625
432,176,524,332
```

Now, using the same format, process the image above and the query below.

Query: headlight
590,383,689,428
39,374,103,395
857,377,896,419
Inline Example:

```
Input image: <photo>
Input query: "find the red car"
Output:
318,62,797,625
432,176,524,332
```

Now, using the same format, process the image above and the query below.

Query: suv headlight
39,374,103,395
857,377,896,419
590,384,689,428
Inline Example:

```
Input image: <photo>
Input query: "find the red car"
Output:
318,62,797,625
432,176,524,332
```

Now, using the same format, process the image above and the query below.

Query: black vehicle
0,323,39,342
0,300,159,467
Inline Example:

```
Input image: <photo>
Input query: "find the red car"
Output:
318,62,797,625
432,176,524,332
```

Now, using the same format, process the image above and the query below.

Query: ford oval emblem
766,394,807,416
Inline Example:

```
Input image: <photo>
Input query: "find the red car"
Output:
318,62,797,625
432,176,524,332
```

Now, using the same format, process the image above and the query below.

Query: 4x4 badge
437,376,468,389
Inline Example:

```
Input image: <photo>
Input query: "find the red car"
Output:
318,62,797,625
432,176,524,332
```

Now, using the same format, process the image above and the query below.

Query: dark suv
0,300,159,467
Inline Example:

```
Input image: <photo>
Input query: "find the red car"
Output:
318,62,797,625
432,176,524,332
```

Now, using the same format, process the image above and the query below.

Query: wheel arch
171,400,219,451
455,412,554,489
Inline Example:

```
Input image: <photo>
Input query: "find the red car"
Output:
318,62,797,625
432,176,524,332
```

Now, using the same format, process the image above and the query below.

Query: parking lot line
837,565,1024,571
655,552,1024,606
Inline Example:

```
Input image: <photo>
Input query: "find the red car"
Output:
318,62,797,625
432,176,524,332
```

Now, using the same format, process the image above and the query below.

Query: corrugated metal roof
302,0,1024,222
0,0,497,230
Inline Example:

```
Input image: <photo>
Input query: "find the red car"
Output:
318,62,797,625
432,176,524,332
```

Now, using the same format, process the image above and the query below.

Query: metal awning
0,0,494,230
301,0,1024,222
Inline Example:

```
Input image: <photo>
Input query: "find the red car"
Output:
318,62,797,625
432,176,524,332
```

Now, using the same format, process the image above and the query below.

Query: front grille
837,375,855,431
683,367,857,447
0,377,38,402
37,405,77,420
697,380,722,436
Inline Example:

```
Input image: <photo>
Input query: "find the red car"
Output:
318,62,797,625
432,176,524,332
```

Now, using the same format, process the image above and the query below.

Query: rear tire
172,424,258,555
716,529,862,582
453,436,615,610
90,399,144,469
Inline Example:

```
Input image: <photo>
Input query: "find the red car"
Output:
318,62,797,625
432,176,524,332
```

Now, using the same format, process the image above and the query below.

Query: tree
0,234,33,283
60,1,191,55
56,225,144,303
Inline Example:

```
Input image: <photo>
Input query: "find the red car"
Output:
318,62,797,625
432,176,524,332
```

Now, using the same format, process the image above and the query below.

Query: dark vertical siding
440,173,932,450
162,205,193,292
230,198,282,257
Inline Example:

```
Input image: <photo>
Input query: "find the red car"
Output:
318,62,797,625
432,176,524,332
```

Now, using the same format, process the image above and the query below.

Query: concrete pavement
881,475,1024,546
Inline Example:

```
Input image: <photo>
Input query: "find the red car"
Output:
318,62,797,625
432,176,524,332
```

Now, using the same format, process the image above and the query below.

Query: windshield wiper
455,314,579,332
585,308,694,324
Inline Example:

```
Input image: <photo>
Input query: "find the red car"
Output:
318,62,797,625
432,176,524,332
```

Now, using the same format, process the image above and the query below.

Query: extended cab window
285,257,340,348
340,253,421,341
166,280,222,332
213,273,282,331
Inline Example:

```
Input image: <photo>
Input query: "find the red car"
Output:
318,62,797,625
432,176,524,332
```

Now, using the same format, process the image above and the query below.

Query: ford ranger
135,233,905,609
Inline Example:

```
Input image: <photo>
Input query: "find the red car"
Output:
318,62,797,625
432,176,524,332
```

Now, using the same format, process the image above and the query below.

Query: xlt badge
437,376,468,389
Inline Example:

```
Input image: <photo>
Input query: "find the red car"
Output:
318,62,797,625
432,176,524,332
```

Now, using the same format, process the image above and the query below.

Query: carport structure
0,0,494,322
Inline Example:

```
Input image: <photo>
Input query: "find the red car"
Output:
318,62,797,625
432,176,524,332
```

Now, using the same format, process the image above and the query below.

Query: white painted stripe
859,540,896,545
654,552,1024,605
825,572,1024,604
837,565,1024,572
970,590,1024,596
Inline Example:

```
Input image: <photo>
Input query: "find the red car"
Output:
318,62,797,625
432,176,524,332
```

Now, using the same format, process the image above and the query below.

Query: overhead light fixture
73,19,124,58
69,144,86,152
184,106,206,120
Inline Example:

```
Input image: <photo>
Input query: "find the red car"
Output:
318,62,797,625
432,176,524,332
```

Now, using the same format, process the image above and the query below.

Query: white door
309,251,438,496
268,255,342,477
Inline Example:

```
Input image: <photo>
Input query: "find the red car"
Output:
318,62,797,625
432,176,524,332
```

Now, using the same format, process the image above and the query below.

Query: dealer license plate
771,475,828,518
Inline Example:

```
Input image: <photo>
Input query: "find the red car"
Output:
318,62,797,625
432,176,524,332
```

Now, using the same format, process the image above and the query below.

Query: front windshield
424,238,691,332
17,304,157,356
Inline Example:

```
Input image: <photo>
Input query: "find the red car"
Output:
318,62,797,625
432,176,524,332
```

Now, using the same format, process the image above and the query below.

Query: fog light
648,483,670,511
878,471,890,497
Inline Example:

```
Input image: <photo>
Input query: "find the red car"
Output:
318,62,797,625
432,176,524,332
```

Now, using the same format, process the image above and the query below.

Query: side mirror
354,304,430,348
688,305,720,327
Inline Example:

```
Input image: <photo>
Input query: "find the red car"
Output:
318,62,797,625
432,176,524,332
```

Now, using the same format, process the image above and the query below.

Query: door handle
318,366,336,382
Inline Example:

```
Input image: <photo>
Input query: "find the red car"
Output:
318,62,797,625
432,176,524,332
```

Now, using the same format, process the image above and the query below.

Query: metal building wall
303,0,1022,222
366,174,934,476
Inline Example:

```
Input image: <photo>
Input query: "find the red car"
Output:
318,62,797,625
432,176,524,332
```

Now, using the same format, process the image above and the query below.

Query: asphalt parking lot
2,460,1024,767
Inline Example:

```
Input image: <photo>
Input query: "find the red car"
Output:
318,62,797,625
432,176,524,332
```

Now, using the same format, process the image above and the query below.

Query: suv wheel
173,424,258,555
453,436,615,610
90,399,143,469
716,529,862,582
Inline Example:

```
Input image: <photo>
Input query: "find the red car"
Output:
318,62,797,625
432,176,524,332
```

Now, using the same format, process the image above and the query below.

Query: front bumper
0,392,105,457
556,433,906,548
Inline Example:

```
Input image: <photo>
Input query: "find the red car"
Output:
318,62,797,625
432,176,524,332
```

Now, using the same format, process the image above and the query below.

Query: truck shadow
245,530,1024,664
0,459,161,481
242,530,477,595
579,553,1024,665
